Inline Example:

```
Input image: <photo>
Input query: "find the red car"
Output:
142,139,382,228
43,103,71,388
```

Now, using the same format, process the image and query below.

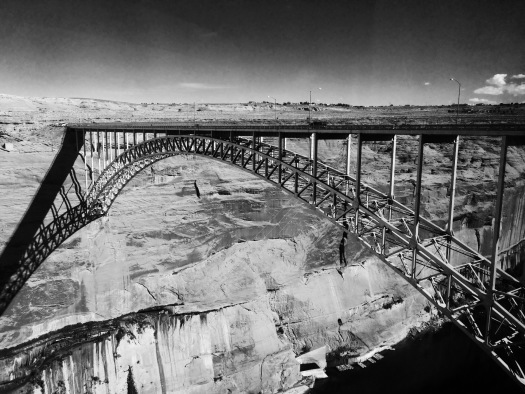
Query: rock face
0,154,431,393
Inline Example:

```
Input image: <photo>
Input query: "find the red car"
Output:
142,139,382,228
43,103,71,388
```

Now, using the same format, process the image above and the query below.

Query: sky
0,0,524,105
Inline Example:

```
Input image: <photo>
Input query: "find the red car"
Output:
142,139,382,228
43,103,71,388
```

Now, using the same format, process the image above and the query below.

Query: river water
312,322,520,393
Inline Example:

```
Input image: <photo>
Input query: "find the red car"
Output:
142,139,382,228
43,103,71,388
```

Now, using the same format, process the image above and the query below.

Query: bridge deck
67,122,525,138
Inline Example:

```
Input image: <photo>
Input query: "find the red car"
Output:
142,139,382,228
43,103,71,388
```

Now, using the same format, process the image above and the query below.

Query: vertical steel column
278,132,283,184
108,131,113,165
346,134,352,179
117,132,121,156
252,132,256,172
97,132,101,175
113,131,117,160
485,136,508,344
312,132,318,205
383,135,397,253
308,135,312,161
142,131,146,142
83,129,88,191
104,131,108,169
89,131,93,184
294,154,299,195
411,135,425,279
389,135,397,199
446,135,460,263
133,132,137,146
354,134,363,234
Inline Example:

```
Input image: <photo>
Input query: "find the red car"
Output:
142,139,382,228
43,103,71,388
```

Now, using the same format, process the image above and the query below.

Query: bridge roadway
0,122,524,388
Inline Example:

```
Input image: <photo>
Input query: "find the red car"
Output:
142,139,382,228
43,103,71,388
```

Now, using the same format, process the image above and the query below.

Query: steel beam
89,131,93,186
311,132,318,204
447,136,460,263
104,131,108,169
389,135,397,199
354,133,363,234
252,132,256,172
278,132,283,184
411,135,425,278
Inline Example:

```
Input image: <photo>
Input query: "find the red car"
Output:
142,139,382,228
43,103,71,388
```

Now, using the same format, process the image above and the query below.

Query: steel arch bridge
1,123,525,388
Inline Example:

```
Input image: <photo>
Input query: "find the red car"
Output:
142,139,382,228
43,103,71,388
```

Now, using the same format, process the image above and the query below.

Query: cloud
474,85,504,95
179,82,230,90
507,83,525,96
469,97,497,104
486,74,507,86
424,82,430,86
473,73,525,96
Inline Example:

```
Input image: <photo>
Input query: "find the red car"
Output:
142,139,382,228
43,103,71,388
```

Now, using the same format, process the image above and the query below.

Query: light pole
309,87,321,125
450,78,461,125
268,96,277,122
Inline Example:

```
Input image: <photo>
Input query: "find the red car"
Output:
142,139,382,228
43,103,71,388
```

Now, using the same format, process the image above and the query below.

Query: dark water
312,322,521,394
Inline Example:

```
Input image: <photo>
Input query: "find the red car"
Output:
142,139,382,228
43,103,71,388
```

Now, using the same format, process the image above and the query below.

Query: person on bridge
193,180,201,198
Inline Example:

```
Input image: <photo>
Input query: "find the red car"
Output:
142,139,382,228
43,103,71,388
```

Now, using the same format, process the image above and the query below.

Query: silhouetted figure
193,180,201,198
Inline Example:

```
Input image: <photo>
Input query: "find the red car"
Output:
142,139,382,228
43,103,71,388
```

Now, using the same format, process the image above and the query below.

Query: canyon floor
0,95,524,393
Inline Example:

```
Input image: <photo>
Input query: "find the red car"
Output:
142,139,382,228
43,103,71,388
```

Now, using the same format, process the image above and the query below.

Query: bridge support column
83,130,88,191
485,136,508,344
311,132,318,205
113,131,117,160
104,131,108,169
446,136,459,263
345,134,352,195
89,131,94,187
278,132,283,184
252,132,257,172
411,134,425,279
383,135,397,253
354,134,362,234
308,135,312,161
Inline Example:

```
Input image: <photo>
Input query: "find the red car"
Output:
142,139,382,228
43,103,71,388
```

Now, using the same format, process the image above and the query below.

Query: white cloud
469,97,497,104
473,73,525,97
506,83,525,96
424,82,430,86
474,85,504,95
179,83,230,90
486,74,507,86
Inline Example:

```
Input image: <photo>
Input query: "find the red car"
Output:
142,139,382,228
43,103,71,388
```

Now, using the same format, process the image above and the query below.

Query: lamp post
450,78,461,125
268,96,277,122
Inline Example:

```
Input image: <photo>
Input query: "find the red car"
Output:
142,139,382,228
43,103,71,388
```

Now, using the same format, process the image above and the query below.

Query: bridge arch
1,135,360,317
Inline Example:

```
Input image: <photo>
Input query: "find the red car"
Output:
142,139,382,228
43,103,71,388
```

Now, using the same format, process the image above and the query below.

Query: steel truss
0,130,524,388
